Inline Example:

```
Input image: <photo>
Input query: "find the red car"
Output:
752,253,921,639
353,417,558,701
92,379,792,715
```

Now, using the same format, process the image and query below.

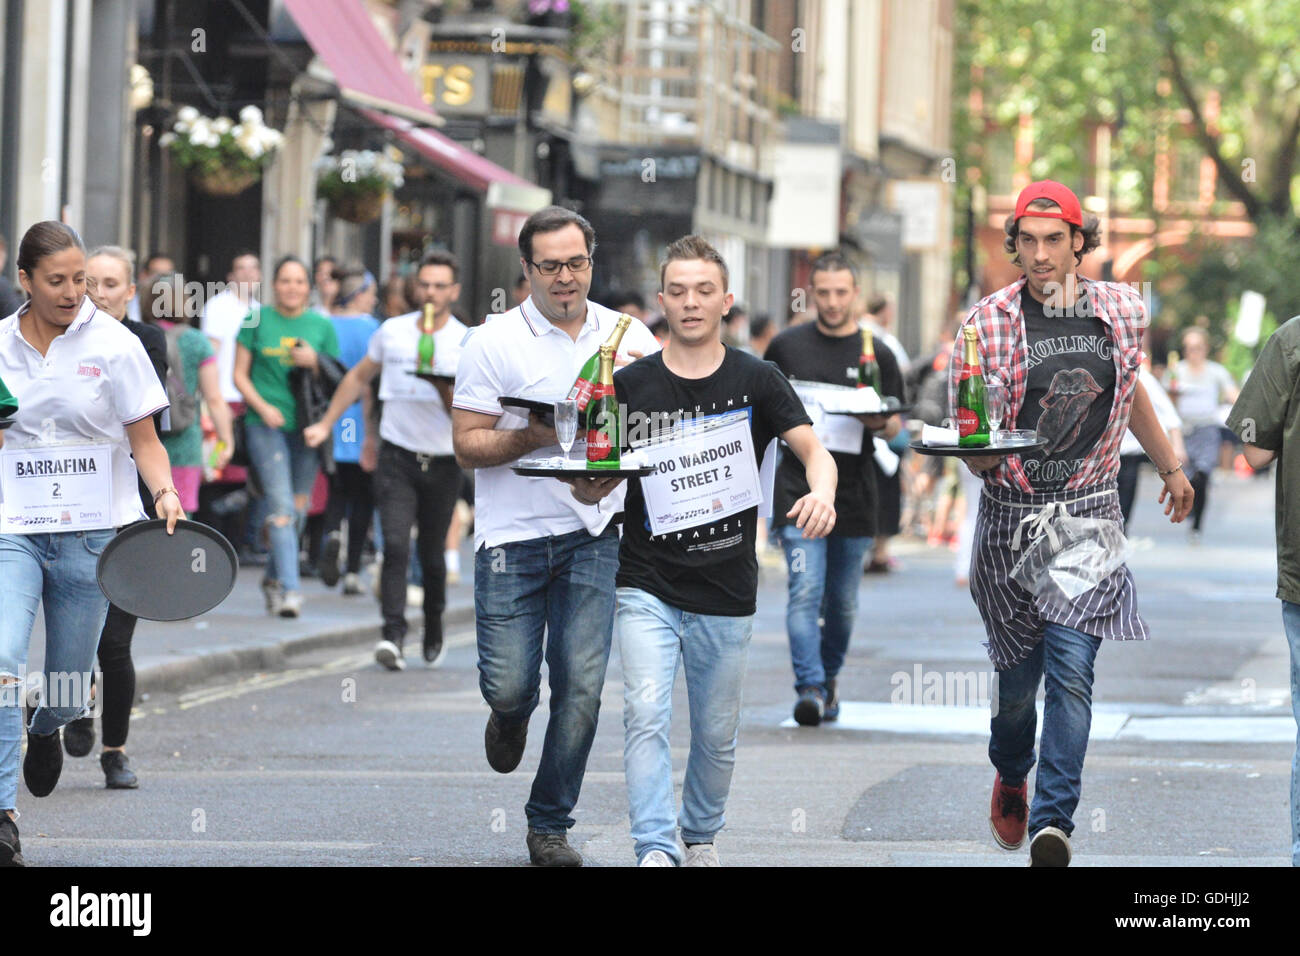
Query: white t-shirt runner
452,296,660,549
201,290,259,403
368,311,467,456
0,297,168,531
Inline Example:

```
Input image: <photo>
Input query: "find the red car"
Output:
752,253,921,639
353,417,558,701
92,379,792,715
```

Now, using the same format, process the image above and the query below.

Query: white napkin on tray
921,424,960,446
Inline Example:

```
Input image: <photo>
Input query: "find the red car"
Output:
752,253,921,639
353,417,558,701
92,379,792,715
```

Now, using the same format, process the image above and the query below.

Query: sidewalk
30,541,479,696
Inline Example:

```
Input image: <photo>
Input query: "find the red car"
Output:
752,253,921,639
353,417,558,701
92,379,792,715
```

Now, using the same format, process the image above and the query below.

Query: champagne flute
985,381,1008,445
554,399,578,462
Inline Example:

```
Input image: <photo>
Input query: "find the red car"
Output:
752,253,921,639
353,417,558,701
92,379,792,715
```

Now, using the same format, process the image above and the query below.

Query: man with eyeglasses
304,250,468,670
452,206,659,866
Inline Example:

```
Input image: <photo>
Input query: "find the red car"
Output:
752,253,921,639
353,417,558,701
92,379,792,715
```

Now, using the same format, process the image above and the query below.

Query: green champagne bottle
417,302,436,373
585,345,620,470
857,327,882,392
957,326,989,447
569,313,632,412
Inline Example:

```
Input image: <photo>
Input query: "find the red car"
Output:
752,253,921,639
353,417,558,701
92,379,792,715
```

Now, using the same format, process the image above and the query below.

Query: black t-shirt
1017,289,1116,490
614,348,811,616
763,322,904,536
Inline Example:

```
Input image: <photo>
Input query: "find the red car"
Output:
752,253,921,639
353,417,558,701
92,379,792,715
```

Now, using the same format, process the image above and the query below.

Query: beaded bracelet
1156,461,1183,477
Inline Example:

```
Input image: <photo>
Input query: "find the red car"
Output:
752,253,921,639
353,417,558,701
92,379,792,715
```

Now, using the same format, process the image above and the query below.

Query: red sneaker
989,772,1028,849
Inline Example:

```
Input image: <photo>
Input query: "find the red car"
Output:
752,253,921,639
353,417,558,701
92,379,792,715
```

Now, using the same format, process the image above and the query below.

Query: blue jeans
988,621,1102,838
1282,602,1300,866
243,420,321,593
0,529,115,810
474,526,618,832
779,527,873,693
616,587,754,864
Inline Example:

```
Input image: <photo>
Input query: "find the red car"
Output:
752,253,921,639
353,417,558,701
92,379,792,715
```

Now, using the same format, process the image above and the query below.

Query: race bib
639,412,762,536
790,380,868,454
0,442,114,533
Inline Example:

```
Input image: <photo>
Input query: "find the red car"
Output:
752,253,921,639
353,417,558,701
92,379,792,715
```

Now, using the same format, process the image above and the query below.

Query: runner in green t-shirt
232,256,340,618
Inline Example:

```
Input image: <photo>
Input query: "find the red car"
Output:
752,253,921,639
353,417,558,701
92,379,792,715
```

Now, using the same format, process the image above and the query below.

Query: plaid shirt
948,275,1146,493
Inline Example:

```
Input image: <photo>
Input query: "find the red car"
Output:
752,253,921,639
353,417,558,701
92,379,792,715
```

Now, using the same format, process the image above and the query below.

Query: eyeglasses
527,256,592,277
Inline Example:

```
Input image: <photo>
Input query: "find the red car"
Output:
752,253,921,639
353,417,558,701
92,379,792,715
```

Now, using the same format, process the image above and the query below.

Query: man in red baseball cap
946,180,1194,866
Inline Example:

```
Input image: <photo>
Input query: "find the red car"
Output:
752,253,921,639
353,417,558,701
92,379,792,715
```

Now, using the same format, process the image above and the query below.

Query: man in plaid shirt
949,181,1193,866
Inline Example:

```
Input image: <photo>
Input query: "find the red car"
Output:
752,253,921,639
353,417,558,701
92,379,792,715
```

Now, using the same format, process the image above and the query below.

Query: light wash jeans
616,587,753,864
243,420,321,593
0,529,115,810
1282,601,1300,866
778,527,873,693
988,621,1102,838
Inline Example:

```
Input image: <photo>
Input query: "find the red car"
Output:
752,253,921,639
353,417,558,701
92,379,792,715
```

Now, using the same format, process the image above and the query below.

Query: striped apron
970,479,1149,671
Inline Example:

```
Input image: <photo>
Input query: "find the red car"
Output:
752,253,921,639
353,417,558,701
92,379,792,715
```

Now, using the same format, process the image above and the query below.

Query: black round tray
908,439,1047,458
96,519,239,621
512,464,654,479
500,396,561,417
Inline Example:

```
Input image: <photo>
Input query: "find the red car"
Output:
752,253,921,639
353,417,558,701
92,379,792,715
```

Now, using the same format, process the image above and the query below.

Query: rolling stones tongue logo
1037,368,1104,454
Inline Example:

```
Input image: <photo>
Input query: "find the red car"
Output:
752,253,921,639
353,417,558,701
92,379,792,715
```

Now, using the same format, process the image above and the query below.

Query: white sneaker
406,584,424,608
279,590,303,618
1028,826,1071,867
342,573,363,595
374,640,405,671
682,843,720,867
638,850,675,867
261,578,283,615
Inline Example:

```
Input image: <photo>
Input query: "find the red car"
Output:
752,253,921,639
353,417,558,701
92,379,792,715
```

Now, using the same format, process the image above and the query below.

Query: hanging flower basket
329,188,386,224
161,105,283,197
191,166,261,197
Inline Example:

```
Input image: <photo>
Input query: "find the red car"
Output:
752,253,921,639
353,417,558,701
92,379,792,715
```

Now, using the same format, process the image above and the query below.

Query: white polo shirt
369,311,467,456
453,297,660,549
201,290,259,402
0,297,169,529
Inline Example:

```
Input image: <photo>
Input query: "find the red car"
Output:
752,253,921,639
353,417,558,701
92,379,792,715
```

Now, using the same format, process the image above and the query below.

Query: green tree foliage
953,0,1300,344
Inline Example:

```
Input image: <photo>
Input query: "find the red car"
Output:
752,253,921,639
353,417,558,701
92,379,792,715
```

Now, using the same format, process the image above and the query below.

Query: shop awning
361,108,552,215
283,0,442,126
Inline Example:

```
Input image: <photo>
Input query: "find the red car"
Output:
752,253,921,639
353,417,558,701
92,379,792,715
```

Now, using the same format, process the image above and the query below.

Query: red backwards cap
1013,180,1083,227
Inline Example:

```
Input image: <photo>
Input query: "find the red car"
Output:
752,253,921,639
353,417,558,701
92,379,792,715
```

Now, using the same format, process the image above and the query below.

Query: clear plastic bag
1009,504,1129,611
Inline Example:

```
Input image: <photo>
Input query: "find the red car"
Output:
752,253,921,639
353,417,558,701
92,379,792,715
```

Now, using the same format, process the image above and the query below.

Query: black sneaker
23,727,63,798
793,686,825,727
422,623,446,667
63,715,96,757
0,814,24,867
823,679,840,722
319,532,342,588
484,711,528,773
101,751,139,789
526,829,582,867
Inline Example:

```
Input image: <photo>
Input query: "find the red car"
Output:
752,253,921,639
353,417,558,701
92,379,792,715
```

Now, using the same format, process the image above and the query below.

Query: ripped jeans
243,420,322,593
0,529,115,811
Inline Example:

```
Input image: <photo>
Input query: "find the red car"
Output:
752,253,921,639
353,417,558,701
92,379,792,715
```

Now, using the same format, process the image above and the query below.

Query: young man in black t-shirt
584,235,836,866
765,253,904,725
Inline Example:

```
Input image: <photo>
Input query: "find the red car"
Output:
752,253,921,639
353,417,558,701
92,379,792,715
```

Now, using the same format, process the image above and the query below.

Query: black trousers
323,461,375,574
96,604,137,748
376,442,460,645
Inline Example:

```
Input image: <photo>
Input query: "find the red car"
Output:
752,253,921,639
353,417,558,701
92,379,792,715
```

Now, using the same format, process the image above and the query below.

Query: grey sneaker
279,590,303,618
683,843,720,867
261,578,283,615
527,829,582,867
1029,826,1072,867
374,640,405,671
639,849,675,867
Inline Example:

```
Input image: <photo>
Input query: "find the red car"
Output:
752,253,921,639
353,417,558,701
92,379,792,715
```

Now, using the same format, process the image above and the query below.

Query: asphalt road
16,466,1295,866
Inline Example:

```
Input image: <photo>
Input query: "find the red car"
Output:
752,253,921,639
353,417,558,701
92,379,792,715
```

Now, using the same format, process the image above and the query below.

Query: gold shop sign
420,56,490,114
